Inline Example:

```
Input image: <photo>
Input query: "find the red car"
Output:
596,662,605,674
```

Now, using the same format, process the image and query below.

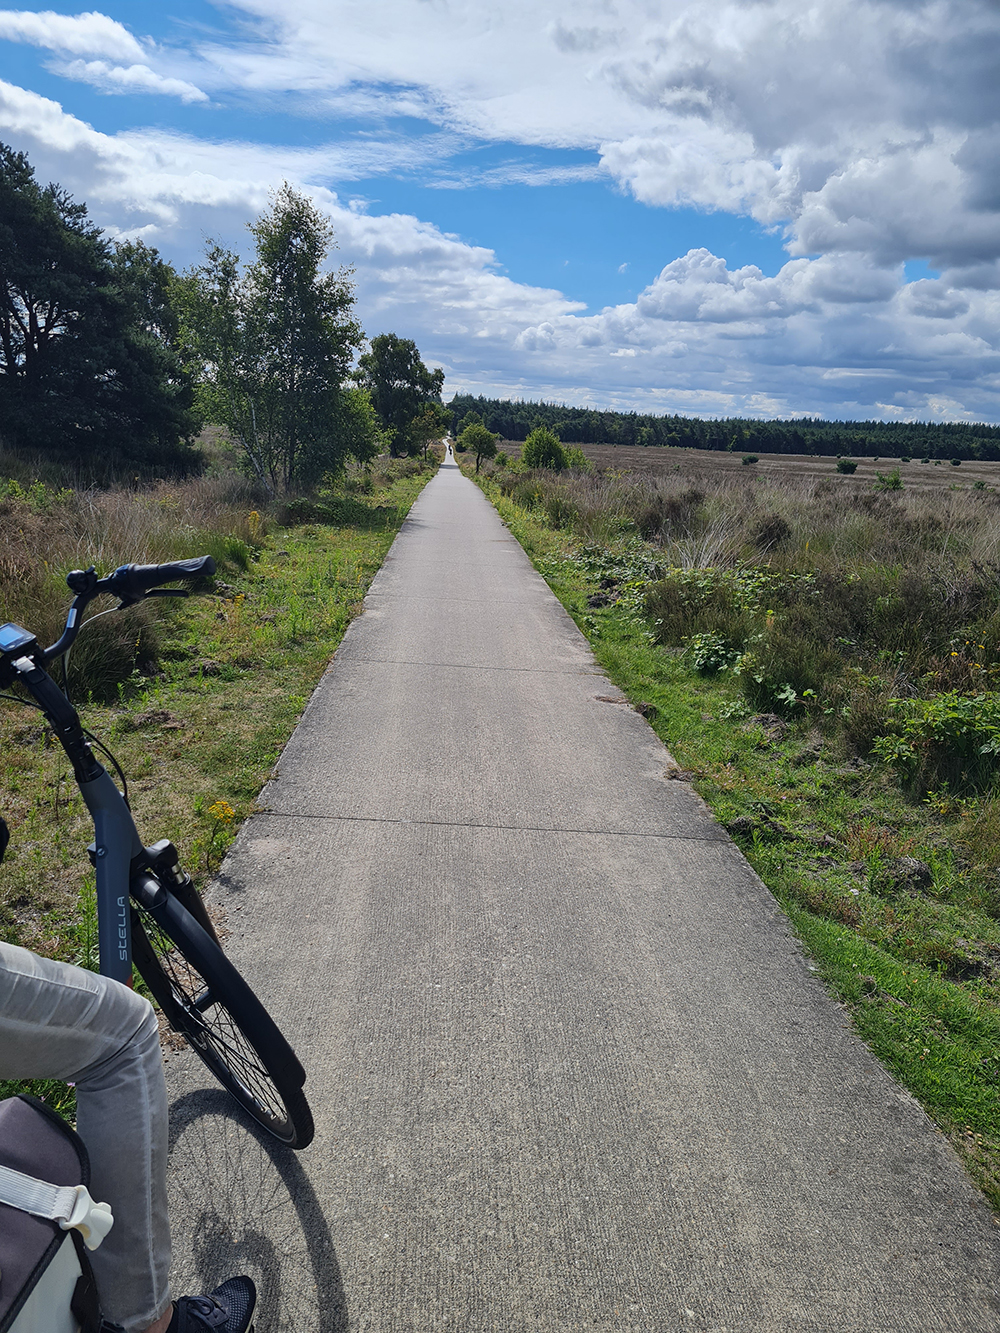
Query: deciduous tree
180,184,365,491
355,333,445,457
459,421,499,472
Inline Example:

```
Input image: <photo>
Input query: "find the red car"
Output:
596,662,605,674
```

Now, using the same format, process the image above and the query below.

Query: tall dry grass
0,474,267,696
491,461,1000,575
485,458,1000,778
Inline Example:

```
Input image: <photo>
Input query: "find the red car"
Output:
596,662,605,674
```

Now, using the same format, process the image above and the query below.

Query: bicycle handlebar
104,556,217,604
42,556,217,661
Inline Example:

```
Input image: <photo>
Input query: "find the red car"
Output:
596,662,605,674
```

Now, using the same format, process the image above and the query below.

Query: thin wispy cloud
426,162,606,190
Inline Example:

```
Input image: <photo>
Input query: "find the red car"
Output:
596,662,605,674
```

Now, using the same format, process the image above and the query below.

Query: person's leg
0,941,171,1332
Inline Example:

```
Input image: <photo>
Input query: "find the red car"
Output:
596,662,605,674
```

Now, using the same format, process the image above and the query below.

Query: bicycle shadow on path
167,1087,346,1333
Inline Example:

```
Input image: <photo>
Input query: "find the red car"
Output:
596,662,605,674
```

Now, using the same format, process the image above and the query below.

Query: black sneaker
168,1276,256,1332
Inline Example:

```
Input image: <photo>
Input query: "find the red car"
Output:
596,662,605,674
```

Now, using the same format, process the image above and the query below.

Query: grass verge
0,459,436,1116
474,470,1000,1212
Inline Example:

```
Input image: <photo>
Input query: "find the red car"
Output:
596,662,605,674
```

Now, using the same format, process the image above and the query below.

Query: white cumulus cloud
0,9,209,102
60,59,207,102
0,9,144,60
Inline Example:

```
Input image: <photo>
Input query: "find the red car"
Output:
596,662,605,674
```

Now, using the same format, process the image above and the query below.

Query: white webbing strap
0,1163,113,1250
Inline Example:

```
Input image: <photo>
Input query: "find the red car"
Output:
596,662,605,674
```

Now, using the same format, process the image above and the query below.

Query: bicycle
0,556,314,1150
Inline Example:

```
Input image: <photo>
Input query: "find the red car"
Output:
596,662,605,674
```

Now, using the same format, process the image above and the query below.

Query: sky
0,2,998,423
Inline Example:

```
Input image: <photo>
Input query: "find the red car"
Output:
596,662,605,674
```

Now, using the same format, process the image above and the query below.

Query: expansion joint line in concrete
333,656,606,678
254,808,727,844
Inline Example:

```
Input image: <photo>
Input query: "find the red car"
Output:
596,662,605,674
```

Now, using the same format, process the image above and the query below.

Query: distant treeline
448,395,1000,461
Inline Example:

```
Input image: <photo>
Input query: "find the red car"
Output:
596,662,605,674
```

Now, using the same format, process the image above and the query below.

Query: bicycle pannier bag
0,1095,113,1333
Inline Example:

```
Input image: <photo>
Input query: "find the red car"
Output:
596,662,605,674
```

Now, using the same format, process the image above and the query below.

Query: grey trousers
0,941,172,1332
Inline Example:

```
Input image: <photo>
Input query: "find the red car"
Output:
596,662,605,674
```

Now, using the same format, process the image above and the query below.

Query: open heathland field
561,443,1000,492
469,446,1000,1210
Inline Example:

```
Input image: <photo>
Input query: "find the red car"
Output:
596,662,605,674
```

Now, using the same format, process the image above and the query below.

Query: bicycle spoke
133,905,301,1136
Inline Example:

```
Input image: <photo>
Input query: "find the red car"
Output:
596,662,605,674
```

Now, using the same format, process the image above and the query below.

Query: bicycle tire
130,887,314,1149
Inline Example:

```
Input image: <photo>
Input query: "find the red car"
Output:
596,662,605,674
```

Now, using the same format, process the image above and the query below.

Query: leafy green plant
873,692,1000,793
736,628,840,714
836,459,858,474
742,454,758,466
0,477,73,510
686,631,741,674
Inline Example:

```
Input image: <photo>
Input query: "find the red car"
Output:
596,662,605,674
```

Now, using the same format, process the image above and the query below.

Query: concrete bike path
164,458,1000,1332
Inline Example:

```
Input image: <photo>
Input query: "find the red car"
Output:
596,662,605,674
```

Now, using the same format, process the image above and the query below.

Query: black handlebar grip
106,556,217,601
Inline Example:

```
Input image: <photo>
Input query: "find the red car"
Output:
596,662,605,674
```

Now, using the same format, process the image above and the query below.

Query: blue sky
0,1,998,421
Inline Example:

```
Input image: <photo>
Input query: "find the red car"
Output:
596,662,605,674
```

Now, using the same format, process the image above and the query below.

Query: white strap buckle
0,1164,114,1250
61,1184,114,1250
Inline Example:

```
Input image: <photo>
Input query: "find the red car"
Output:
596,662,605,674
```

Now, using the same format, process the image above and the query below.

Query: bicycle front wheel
130,886,314,1149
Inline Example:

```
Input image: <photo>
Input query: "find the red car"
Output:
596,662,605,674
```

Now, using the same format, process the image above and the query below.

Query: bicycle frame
81,768,145,985
9,654,143,983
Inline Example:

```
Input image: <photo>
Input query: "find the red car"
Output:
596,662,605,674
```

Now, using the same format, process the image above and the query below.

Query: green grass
0,459,437,1116
477,472,1000,1210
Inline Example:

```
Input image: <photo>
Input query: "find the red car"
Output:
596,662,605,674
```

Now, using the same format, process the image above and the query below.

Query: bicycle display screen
0,623,35,655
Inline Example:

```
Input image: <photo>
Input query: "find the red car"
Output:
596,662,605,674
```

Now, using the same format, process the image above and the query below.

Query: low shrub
563,446,591,472
645,570,757,650
873,692,1000,794
633,487,705,541
522,428,566,471
644,558,1000,721
752,514,792,550
836,459,858,474
510,479,545,509
837,672,899,756
874,469,904,491
277,495,370,526
737,628,842,714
